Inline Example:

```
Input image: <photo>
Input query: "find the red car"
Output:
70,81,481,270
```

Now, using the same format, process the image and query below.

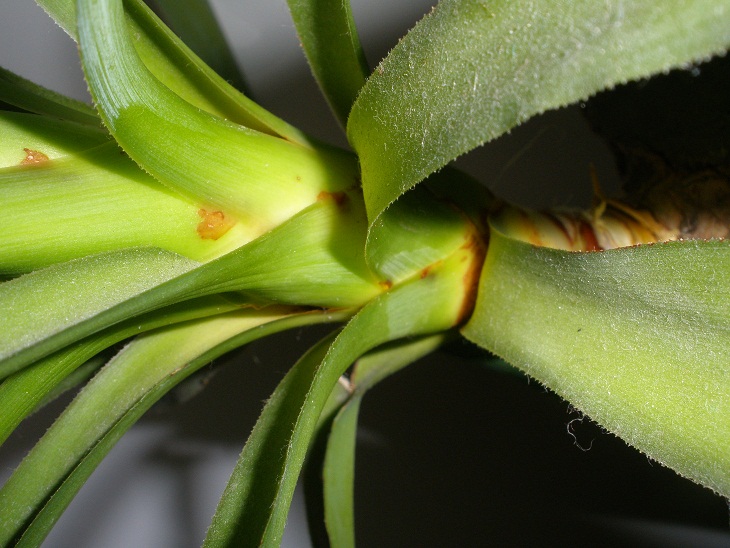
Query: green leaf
0,66,100,125
321,334,450,547
365,181,476,283
152,0,248,94
462,230,730,496
0,247,198,378
204,244,475,546
36,0,306,141
0,142,256,274
0,196,380,377
0,295,241,445
286,0,369,126
77,0,357,232
347,0,730,223
0,309,342,547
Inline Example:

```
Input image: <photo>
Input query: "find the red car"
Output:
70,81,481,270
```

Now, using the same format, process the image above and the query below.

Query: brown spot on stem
420,264,435,279
378,280,393,291
21,148,50,165
197,209,235,240
456,231,487,325
317,191,348,206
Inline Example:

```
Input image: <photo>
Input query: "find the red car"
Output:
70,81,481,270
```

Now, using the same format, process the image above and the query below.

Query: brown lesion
456,230,488,325
196,209,236,240
20,148,50,165
316,190,348,207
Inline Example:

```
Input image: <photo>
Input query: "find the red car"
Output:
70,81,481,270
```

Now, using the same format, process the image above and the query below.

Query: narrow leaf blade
286,0,369,126
0,309,333,546
153,0,249,93
205,247,474,546
0,66,100,125
0,248,198,377
321,334,450,547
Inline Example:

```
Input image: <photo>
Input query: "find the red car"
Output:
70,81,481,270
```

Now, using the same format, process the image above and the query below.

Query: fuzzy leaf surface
0,296,240,445
463,232,730,496
348,0,730,223
0,248,198,377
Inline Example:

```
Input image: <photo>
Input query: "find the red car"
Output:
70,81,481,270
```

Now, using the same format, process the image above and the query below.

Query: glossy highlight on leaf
1,0,728,543
0,142,255,274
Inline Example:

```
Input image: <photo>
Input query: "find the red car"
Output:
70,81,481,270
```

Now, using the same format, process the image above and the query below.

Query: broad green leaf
0,197,380,377
0,296,241,445
462,230,730,497
78,0,357,232
321,334,450,547
0,142,254,274
0,66,100,126
0,247,198,378
36,0,306,141
286,0,369,126
347,0,730,224
0,111,107,168
0,309,344,547
153,0,249,94
204,242,477,546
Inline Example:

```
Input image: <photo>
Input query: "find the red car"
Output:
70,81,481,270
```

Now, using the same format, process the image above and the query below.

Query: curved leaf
462,230,730,496
36,0,304,141
152,0,248,94
347,0,730,223
0,296,240,445
204,244,476,546
77,0,357,232
0,247,198,378
286,0,369,126
365,181,476,283
0,308,343,547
